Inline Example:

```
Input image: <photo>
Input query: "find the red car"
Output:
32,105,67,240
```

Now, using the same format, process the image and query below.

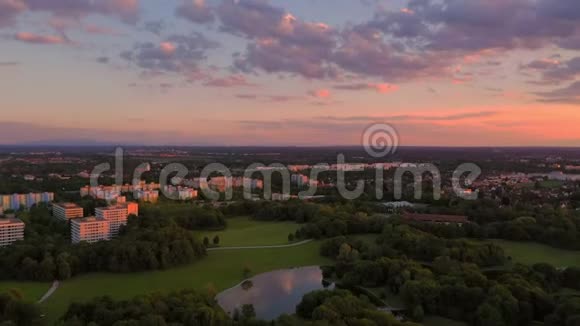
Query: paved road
207,239,313,251
38,280,59,304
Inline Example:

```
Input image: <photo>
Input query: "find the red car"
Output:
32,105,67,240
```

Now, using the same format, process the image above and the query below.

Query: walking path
207,239,313,251
38,280,59,304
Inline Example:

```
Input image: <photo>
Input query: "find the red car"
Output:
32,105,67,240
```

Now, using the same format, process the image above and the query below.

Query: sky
0,0,579,147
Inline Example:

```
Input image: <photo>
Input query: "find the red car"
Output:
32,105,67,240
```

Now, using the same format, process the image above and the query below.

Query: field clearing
491,239,580,268
0,282,50,302
41,240,329,323
198,217,301,247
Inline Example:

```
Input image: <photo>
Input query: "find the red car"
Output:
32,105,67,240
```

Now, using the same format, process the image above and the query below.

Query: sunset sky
1,0,579,146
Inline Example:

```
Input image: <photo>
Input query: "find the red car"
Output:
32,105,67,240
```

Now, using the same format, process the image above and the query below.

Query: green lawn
0,282,50,302
491,239,580,268
538,180,563,189
199,217,301,247
41,240,330,323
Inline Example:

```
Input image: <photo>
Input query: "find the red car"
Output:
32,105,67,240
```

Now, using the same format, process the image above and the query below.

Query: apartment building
134,190,159,203
0,192,54,211
0,218,25,246
95,202,138,237
53,203,84,221
71,217,110,244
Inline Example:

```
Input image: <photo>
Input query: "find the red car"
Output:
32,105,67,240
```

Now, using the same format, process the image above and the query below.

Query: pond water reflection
216,266,334,320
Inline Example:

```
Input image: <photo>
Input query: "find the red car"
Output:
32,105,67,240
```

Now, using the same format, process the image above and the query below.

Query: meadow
198,216,301,246
0,281,50,303
24,217,327,323
491,239,580,268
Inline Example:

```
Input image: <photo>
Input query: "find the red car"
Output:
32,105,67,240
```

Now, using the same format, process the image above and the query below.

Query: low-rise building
0,218,25,246
71,217,110,244
53,203,84,221
134,190,159,203
383,201,415,212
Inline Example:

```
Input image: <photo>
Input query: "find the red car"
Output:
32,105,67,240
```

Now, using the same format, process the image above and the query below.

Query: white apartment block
71,217,110,244
95,203,138,237
53,203,84,221
0,218,25,246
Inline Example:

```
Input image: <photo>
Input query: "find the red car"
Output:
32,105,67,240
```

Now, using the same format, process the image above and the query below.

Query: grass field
538,180,564,189
42,241,329,323
198,217,301,247
0,217,324,323
491,239,580,268
0,282,50,302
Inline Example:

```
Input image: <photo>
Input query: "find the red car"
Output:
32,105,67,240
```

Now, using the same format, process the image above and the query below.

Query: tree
288,233,295,242
203,237,210,247
337,243,359,263
56,253,71,280
241,304,256,320
412,305,424,322
476,303,505,326
212,235,220,245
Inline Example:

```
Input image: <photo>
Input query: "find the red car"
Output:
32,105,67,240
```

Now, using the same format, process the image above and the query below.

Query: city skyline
1,0,580,146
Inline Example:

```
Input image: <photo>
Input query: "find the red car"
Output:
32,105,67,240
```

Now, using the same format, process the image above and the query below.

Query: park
1,215,579,324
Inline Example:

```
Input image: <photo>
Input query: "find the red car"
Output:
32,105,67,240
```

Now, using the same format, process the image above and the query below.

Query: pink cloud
309,89,331,99
373,83,399,94
203,75,256,88
159,41,177,55
14,32,67,44
84,24,123,36
333,83,399,94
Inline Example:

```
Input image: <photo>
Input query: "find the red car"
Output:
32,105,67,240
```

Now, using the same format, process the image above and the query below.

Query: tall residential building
95,203,138,237
53,203,84,221
71,217,110,244
0,218,25,246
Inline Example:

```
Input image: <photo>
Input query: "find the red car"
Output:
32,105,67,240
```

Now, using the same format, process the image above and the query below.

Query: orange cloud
14,32,66,44
310,89,331,99
373,83,399,94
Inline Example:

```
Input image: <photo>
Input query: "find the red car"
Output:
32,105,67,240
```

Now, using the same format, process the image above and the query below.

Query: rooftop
55,203,82,209
72,216,107,224
96,202,137,211
0,218,25,226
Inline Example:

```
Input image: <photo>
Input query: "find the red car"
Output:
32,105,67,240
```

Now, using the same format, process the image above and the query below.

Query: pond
216,266,334,320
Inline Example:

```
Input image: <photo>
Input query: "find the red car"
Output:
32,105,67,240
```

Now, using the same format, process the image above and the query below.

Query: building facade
0,192,54,211
71,217,110,244
0,218,25,246
53,203,84,221
95,203,138,237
